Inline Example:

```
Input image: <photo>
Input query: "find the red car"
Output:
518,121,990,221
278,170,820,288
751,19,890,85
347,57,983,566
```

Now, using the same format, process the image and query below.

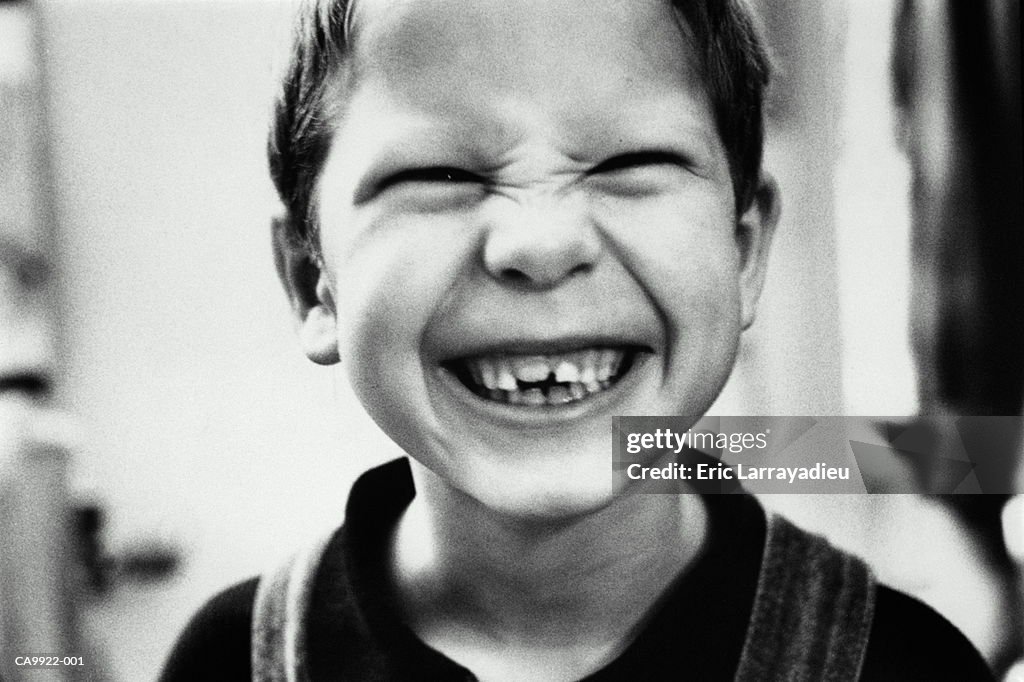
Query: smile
443,347,641,407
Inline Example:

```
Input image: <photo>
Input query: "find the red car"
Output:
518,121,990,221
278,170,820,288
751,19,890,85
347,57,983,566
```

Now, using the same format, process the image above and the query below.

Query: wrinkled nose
482,195,602,288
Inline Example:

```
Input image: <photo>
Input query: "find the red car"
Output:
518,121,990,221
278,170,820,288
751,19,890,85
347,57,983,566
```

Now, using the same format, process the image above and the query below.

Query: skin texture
275,0,778,677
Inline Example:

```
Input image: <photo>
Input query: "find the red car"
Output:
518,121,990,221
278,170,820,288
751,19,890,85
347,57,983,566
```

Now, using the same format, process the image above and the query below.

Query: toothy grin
443,347,640,406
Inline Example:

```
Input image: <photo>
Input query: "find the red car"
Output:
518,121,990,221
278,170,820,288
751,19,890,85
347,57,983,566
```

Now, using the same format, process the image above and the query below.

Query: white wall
41,3,401,678
834,0,917,415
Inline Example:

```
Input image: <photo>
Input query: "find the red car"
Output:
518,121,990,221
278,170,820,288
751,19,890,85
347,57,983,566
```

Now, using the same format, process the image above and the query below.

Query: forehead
344,0,712,149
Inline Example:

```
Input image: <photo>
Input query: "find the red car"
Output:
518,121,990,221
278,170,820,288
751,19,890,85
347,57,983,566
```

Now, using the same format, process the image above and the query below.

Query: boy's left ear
735,173,780,329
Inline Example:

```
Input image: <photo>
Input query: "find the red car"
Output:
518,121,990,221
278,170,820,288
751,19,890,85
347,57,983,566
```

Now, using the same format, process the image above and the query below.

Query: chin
456,450,620,524
481,488,617,525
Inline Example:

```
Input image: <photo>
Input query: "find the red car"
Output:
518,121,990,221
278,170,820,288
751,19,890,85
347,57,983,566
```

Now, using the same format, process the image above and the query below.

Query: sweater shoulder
861,585,994,681
158,578,258,682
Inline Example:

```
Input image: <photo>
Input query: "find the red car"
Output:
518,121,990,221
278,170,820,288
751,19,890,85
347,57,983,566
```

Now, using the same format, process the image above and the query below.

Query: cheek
325,215,474,414
338,241,433,354
600,194,742,328
600,194,742,411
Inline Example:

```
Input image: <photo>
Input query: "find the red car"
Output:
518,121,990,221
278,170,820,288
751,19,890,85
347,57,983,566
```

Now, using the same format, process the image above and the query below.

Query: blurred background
0,0,1020,679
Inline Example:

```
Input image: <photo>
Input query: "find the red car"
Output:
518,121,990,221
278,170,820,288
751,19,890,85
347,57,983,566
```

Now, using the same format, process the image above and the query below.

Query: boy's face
285,0,777,518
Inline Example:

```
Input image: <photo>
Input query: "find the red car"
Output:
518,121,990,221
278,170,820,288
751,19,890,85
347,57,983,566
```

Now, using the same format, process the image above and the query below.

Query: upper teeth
464,348,625,391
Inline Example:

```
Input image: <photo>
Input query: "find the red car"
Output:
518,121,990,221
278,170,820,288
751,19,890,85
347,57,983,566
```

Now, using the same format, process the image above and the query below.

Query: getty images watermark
612,416,1023,494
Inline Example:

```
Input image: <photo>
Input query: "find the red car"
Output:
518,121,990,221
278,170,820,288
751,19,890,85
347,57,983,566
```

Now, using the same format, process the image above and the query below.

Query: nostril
500,268,530,283
496,261,594,287
484,220,602,287
569,262,593,277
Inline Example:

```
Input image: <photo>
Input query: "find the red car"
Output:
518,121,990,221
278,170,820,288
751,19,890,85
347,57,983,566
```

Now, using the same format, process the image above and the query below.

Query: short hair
268,0,772,255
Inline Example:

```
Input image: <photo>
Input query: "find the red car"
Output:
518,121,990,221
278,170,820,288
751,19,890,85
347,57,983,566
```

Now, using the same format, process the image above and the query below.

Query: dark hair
268,0,772,254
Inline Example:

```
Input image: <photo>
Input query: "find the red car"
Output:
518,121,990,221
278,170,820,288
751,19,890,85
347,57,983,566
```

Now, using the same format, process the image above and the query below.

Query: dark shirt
161,458,994,681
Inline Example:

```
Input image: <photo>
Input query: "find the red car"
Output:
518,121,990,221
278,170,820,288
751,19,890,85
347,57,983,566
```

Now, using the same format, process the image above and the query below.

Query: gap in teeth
451,348,634,406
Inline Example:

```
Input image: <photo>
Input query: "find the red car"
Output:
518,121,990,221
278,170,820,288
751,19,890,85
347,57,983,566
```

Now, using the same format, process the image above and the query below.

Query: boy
163,0,993,679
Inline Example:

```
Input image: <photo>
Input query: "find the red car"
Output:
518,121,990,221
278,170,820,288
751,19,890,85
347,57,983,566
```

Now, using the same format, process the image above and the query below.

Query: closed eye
588,151,690,175
377,166,484,193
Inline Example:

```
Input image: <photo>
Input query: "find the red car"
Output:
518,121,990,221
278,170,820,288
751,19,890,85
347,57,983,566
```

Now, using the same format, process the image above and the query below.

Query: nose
482,195,602,288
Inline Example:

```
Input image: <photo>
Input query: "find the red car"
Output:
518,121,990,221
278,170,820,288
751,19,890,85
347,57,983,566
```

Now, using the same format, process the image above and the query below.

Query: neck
390,460,708,666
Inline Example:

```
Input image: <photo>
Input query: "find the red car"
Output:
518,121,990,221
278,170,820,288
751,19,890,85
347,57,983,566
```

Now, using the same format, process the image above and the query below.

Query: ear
271,215,340,365
735,173,780,330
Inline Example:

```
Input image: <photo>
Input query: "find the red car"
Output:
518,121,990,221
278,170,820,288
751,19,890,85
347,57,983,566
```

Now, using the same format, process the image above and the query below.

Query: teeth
547,385,571,404
496,360,517,391
596,350,615,381
611,352,623,375
579,352,597,384
456,347,634,406
522,388,546,406
554,361,580,383
569,382,586,400
480,362,498,390
511,356,551,383
466,361,481,385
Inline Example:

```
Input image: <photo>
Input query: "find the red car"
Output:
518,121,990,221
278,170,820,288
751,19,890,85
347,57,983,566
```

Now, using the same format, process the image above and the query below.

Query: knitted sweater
161,458,994,681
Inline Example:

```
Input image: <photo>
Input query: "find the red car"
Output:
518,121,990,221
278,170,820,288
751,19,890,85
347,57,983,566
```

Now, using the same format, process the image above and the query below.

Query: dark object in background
74,503,182,596
893,0,1023,418
892,0,1023,674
